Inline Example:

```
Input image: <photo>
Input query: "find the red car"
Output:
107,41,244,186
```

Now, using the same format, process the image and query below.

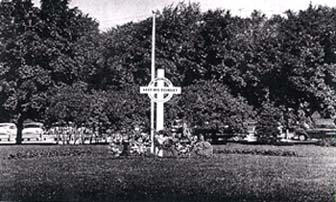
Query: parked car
22,122,47,144
229,121,258,143
289,118,336,141
243,123,258,143
0,123,17,144
193,125,234,144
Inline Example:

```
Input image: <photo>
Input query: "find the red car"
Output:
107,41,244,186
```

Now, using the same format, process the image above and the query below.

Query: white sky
31,0,336,31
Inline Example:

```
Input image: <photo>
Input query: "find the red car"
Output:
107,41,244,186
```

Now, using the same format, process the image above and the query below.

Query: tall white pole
150,12,156,154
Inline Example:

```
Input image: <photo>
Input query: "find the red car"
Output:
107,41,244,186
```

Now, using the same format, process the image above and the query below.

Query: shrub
318,137,336,147
166,81,256,133
255,102,284,144
215,147,298,157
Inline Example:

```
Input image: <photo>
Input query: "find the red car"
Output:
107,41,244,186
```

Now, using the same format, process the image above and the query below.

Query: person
277,122,285,139
172,119,183,135
285,108,298,139
193,134,213,158
109,132,123,157
155,130,177,157
132,136,147,155
182,122,192,138
120,134,130,156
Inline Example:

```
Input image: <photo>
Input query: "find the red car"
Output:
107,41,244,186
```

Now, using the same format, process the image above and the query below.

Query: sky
31,0,336,31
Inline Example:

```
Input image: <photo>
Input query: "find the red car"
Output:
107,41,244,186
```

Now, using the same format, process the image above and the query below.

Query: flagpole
150,11,156,154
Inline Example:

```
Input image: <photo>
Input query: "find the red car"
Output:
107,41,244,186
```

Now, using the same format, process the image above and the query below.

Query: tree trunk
16,117,24,144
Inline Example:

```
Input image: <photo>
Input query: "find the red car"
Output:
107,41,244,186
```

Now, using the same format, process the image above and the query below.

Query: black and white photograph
1,0,336,201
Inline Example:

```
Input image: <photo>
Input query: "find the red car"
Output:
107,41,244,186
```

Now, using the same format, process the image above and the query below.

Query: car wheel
299,134,307,141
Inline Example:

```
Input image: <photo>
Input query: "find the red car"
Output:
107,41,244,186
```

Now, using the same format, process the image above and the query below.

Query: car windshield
24,124,42,129
0,124,13,128
314,119,336,128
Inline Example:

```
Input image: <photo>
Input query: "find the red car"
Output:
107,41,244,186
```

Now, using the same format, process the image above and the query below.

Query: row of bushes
5,145,300,160
215,147,298,157
6,147,96,160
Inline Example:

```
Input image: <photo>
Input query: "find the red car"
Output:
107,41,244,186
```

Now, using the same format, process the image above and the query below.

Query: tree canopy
1,1,336,143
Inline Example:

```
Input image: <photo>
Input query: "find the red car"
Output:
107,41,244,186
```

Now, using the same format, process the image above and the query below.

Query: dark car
291,118,336,141
193,125,234,144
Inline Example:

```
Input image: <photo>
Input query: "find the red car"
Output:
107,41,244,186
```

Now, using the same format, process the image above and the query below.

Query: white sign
140,77,181,103
140,69,181,141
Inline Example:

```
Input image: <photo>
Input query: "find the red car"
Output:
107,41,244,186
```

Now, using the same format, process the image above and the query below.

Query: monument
140,12,181,154
140,69,181,154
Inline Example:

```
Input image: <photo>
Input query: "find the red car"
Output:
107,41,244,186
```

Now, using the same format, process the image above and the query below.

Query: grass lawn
0,143,336,202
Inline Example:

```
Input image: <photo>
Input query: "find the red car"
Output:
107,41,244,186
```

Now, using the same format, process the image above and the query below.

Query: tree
104,85,149,131
39,0,100,85
97,2,206,89
0,0,99,143
268,5,336,113
165,81,256,133
0,0,48,143
255,102,284,143
44,82,91,127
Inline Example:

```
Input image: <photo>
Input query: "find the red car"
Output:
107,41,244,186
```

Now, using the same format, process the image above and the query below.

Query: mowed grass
0,144,336,202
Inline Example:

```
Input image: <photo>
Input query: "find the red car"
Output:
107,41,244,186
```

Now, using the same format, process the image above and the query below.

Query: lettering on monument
140,74,181,103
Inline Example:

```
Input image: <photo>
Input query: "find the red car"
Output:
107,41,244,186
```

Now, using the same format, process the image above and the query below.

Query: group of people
108,129,150,157
155,129,213,157
108,121,213,158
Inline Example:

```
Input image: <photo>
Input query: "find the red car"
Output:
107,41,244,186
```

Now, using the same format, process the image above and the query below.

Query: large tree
0,0,99,143
97,2,207,89
281,6,336,113
165,81,256,133
0,0,47,143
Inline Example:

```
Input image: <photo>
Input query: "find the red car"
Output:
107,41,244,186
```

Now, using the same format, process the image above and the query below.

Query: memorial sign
140,69,181,154
140,73,181,103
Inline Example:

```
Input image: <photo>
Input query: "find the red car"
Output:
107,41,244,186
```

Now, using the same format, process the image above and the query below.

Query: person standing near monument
120,134,130,156
155,130,176,157
109,131,123,157
193,134,213,158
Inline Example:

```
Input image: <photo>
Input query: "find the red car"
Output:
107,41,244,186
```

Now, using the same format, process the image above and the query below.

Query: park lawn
0,144,336,202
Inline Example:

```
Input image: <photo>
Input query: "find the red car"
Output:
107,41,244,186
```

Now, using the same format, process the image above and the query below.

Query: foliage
2,1,336,143
97,3,336,135
97,2,205,88
272,5,336,112
255,102,284,143
95,86,149,132
165,81,256,132
0,0,99,143
45,84,149,133
44,82,90,127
